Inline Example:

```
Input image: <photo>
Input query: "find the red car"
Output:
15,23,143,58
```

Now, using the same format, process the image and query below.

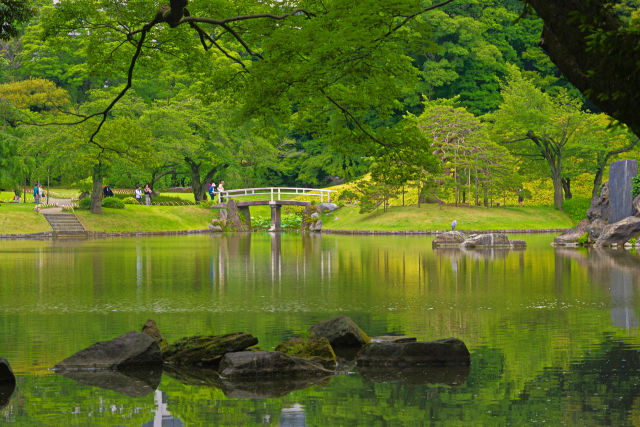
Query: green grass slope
76,205,215,232
322,204,573,231
0,204,52,234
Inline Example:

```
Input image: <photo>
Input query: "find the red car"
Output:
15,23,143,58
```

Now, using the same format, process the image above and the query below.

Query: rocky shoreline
30,316,472,398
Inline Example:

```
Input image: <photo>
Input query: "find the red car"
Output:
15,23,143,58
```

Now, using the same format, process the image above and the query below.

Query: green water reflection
1,234,640,425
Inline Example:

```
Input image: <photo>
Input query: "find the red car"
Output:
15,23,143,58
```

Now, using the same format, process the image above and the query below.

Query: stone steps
43,213,87,239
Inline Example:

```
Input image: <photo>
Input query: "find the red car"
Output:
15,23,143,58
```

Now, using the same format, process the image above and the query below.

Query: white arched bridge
213,187,337,231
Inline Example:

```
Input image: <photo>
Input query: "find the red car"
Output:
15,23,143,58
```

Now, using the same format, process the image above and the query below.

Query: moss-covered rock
163,332,258,367
309,315,370,348
275,336,336,369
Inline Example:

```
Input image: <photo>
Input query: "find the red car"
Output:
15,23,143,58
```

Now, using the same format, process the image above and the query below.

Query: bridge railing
221,187,338,203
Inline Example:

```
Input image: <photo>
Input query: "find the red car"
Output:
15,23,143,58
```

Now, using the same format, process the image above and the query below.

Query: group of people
207,181,225,203
135,184,153,205
33,184,45,204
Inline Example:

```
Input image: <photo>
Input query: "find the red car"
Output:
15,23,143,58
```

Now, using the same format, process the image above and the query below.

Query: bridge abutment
269,202,282,232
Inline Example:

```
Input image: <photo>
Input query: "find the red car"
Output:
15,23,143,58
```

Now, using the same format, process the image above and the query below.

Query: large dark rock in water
371,336,417,344
55,366,162,397
588,182,610,223
0,357,15,385
53,332,162,370
163,332,258,366
141,319,168,352
587,218,607,242
462,233,510,248
219,351,333,379
309,315,370,348
594,216,640,248
356,338,471,367
608,160,638,223
553,218,589,246
0,357,16,411
275,336,336,369
432,231,466,248
358,365,470,387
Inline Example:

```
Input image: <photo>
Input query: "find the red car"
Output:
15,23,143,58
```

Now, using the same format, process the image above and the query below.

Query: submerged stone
356,338,471,367
432,231,466,248
55,365,162,397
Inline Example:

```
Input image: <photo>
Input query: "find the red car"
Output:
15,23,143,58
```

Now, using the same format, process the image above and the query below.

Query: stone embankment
50,316,471,398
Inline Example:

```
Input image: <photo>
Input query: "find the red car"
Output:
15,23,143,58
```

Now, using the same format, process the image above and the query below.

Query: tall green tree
488,67,590,210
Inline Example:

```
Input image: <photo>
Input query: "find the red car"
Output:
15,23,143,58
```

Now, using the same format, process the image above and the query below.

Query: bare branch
377,0,456,40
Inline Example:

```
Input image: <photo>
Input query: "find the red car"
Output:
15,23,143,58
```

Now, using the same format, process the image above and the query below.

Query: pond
1,233,640,425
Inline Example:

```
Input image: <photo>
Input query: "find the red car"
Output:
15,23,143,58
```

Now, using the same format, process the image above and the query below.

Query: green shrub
629,237,638,246
251,216,271,230
562,197,590,224
577,232,589,245
199,199,213,208
152,195,193,203
75,177,93,194
122,197,139,204
102,197,125,209
78,197,92,210
632,175,640,198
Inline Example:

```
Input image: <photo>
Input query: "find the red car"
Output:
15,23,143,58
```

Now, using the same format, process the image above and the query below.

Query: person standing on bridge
218,181,225,203
208,182,216,202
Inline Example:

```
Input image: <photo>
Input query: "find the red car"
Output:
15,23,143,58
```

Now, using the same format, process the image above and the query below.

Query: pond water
1,233,640,425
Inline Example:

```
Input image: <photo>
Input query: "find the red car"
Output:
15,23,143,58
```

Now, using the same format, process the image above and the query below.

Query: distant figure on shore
144,184,152,205
103,184,114,198
451,219,457,231
135,185,142,203
39,184,45,204
33,183,39,204
218,180,225,203
518,188,524,207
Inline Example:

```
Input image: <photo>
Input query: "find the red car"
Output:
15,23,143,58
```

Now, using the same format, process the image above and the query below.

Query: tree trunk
551,170,564,210
592,168,604,200
91,164,103,214
562,177,572,199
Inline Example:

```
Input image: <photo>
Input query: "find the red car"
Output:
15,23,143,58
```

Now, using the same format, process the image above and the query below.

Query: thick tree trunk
592,168,605,200
91,164,103,214
562,177,572,200
527,1,640,136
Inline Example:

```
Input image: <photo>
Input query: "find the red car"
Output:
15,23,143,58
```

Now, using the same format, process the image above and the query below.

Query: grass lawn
75,205,217,232
322,204,574,231
0,204,52,234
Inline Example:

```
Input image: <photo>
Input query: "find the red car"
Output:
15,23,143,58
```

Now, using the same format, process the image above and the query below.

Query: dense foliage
0,0,636,213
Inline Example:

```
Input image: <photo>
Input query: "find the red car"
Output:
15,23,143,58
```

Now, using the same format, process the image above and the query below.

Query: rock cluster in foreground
433,231,526,250
52,316,471,398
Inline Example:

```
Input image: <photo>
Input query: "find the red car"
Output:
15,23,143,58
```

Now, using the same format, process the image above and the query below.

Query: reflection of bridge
214,187,337,232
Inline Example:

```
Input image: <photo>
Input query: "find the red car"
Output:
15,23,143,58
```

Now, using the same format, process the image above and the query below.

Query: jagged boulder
462,233,510,248
53,332,162,370
318,203,338,212
587,218,607,242
587,182,609,223
356,338,471,367
309,315,370,348
432,231,466,248
208,224,223,232
163,332,258,366
225,199,247,231
594,216,640,248
218,351,333,378
553,219,589,246
141,319,168,352
275,336,336,369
